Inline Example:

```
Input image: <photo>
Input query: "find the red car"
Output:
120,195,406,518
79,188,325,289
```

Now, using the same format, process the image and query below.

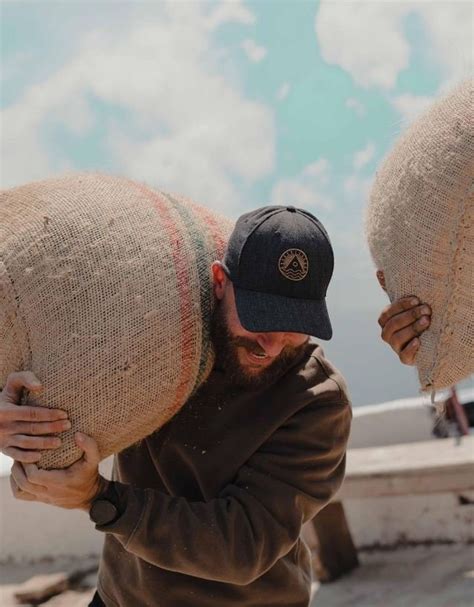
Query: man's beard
210,301,307,391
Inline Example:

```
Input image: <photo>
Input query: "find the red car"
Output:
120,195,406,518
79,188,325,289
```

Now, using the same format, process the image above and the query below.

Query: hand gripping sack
0,173,234,469
366,80,474,392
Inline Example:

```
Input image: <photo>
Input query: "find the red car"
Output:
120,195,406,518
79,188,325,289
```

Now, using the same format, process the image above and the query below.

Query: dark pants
88,591,106,606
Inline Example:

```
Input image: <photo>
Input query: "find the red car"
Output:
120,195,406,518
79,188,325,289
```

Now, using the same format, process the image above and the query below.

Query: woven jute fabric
0,173,233,469
366,80,473,392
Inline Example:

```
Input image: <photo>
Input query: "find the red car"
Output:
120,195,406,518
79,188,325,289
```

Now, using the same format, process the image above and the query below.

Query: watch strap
89,480,121,525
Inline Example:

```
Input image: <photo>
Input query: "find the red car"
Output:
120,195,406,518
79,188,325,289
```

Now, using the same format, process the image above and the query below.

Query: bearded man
1,205,430,607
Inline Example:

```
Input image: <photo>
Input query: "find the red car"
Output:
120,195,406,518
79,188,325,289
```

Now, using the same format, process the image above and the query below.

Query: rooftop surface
312,544,474,607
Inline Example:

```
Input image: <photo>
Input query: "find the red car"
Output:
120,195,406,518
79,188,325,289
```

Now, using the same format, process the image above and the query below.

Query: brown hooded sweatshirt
94,340,351,606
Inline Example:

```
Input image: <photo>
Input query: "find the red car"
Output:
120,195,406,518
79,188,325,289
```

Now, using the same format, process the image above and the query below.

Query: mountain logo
278,249,309,281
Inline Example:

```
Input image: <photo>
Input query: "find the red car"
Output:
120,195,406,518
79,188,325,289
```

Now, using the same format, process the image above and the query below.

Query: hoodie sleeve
95,395,351,585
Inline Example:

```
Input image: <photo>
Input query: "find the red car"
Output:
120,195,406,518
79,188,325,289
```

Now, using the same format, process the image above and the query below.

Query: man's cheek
234,347,257,372
235,347,249,368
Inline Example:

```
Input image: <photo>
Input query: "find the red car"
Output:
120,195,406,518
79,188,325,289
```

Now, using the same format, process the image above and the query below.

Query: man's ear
211,262,228,300
376,270,387,292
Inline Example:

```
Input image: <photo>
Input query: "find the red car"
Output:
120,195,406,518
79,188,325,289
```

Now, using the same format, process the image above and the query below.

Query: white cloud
391,93,434,124
316,1,473,90
420,3,473,89
1,50,35,85
206,0,256,30
276,82,291,101
241,38,267,63
302,158,331,182
1,4,275,215
316,1,408,90
346,97,366,117
272,182,333,212
55,94,96,137
1,65,83,186
343,142,376,212
344,174,373,201
353,142,376,171
271,158,334,211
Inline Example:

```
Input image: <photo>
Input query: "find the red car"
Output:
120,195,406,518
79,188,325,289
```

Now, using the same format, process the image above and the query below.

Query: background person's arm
378,296,432,365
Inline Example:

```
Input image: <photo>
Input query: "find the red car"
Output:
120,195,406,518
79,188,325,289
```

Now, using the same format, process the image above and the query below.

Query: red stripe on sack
131,182,197,410
190,203,230,259
170,193,230,259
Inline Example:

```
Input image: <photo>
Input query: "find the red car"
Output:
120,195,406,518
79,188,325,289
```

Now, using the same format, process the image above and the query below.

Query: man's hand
378,297,432,365
0,371,70,463
10,432,104,511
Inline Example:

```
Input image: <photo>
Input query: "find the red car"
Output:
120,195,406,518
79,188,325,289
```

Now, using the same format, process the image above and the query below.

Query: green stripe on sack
163,193,213,393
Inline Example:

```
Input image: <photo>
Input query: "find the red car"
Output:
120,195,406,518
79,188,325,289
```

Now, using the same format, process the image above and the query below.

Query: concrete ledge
340,436,474,499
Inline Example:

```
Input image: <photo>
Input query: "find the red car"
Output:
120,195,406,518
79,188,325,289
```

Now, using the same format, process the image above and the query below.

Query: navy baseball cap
222,205,334,340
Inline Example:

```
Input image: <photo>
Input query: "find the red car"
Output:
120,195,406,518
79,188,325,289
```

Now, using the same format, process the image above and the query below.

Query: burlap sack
0,173,233,469
366,80,473,392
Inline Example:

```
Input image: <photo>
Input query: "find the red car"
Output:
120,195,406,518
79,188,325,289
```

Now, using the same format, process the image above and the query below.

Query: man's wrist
88,478,122,526
82,476,109,512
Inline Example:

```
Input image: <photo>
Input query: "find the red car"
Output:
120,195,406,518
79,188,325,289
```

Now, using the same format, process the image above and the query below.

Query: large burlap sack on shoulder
366,80,473,392
1,173,233,469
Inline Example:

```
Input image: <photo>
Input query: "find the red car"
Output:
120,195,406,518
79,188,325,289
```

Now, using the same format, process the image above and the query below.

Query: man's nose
256,333,285,358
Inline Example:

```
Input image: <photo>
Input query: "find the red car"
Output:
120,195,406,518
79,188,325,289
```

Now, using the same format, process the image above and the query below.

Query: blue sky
1,0,472,405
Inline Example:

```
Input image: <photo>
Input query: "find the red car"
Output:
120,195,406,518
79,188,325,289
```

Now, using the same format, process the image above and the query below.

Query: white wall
344,491,474,547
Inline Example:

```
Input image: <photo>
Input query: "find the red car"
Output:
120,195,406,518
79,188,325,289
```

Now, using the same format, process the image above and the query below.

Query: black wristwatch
89,480,121,526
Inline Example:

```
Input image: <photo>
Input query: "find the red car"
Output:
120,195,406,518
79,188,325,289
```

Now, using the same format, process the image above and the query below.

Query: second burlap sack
1,173,234,469
366,80,473,392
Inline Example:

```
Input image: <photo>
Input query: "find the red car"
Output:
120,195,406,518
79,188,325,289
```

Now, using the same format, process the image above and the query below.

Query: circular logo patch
278,249,309,281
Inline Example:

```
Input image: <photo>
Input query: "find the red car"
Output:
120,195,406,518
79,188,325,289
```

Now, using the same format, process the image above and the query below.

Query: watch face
90,499,118,526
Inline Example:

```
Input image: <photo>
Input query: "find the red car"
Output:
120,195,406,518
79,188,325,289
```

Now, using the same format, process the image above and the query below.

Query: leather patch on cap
278,249,309,281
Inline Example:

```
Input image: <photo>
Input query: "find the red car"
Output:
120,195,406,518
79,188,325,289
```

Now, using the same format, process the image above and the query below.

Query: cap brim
234,287,333,340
